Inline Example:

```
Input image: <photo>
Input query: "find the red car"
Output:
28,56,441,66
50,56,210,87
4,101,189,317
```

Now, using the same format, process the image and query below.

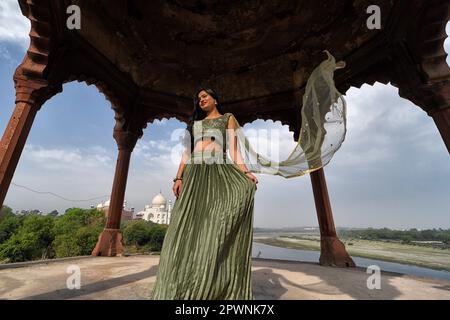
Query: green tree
0,214,55,262
122,220,167,252
0,214,24,243
0,205,13,222
123,221,152,247
400,234,413,244
53,234,81,257
53,208,105,258
48,210,59,217
74,226,103,255
148,224,168,251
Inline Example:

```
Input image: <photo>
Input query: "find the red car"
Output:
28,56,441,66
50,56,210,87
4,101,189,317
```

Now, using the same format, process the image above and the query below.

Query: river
251,242,450,282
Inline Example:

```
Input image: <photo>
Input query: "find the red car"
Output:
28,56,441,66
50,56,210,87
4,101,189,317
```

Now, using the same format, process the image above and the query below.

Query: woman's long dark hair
184,87,225,152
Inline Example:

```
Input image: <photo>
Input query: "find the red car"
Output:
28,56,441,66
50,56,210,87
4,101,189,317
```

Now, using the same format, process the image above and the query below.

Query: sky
1,1,449,229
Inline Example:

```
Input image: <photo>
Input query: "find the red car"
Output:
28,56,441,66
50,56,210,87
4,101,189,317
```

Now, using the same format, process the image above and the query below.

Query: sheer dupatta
226,50,347,178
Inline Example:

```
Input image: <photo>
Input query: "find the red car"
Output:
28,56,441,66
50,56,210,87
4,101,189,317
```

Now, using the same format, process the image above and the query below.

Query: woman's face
198,90,216,112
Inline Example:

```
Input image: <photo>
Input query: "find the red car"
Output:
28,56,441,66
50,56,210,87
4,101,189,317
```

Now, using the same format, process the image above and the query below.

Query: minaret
167,199,173,224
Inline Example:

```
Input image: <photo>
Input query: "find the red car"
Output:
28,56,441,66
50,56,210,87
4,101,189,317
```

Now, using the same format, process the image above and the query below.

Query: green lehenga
151,148,257,300
151,51,347,300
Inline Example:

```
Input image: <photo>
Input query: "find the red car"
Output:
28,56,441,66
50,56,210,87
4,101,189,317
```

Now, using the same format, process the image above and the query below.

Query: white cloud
6,145,116,214
332,144,395,169
135,139,173,154
134,152,178,172
326,82,445,172
134,137,184,171
0,44,12,60
0,42,21,65
22,144,113,170
242,120,297,161
0,0,30,48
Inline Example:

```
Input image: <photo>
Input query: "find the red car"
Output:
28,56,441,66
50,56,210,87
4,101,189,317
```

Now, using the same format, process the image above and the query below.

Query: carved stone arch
238,113,296,130
65,74,134,133
384,0,450,152
332,1,447,99
145,113,190,126
13,0,66,106
235,113,300,146
222,90,300,140
387,0,450,113
17,0,53,80
61,49,148,150
141,89,193,126
328,0,450,152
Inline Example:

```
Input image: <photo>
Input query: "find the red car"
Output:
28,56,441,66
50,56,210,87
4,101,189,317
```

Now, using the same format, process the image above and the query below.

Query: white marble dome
97,199,110,209
152,192,167,207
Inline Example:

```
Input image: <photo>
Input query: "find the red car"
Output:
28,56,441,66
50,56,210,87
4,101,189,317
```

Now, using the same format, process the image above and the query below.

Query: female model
151,51,346,300
151,87,259,299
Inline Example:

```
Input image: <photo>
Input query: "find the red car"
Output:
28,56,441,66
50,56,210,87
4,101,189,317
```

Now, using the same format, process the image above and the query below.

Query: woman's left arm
227,114,258,186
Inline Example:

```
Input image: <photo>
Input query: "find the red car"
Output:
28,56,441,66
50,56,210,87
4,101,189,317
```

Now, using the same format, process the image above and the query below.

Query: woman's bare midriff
193,139,224,152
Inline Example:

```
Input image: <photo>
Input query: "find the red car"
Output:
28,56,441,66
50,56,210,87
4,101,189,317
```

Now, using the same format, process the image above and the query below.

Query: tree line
338,227,450,244
0,205,167,263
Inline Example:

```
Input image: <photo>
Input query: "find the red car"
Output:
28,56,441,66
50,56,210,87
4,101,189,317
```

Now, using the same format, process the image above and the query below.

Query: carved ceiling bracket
62,33,146,137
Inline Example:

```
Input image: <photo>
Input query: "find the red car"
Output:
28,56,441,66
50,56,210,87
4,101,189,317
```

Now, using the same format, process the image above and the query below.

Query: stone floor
0,255,449,300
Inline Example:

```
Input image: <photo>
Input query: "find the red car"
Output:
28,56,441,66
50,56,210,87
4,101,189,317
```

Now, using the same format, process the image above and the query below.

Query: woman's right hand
173,180,182,198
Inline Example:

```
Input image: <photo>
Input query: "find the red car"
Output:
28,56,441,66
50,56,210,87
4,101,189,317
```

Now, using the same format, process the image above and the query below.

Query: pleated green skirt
151,150,256,300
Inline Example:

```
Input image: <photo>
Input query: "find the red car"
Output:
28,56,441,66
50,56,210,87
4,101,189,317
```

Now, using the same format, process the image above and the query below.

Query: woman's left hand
245,172,258,189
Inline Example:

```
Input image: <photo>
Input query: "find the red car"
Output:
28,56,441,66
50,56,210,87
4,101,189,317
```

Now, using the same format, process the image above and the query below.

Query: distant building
135,192,172,224
16,209,42,215
95,199,134,222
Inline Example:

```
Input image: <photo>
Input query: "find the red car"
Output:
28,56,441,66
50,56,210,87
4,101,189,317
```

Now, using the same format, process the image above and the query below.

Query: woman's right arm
173,148,190,198
175,149,190,179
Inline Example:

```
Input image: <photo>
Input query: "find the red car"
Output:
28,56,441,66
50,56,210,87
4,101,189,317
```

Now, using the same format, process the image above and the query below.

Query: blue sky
1,1,449,229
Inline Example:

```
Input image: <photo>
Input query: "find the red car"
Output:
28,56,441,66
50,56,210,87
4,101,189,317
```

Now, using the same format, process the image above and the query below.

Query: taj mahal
135,192,173,225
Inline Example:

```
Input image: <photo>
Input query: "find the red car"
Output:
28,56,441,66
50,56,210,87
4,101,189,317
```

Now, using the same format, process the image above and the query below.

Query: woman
151,88,259,300
151,51,347,300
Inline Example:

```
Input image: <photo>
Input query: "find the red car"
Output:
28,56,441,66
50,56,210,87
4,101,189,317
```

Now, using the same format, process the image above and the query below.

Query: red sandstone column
310,168,355,267
429,108,450,154
0,81,49,207
92,130,139,257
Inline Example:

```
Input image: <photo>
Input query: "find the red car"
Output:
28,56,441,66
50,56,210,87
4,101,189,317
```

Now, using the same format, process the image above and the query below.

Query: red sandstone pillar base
319,236,356,267
91,228,124,257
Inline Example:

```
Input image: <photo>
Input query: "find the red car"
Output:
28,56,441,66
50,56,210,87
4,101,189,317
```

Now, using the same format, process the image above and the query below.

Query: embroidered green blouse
193,113,232,152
